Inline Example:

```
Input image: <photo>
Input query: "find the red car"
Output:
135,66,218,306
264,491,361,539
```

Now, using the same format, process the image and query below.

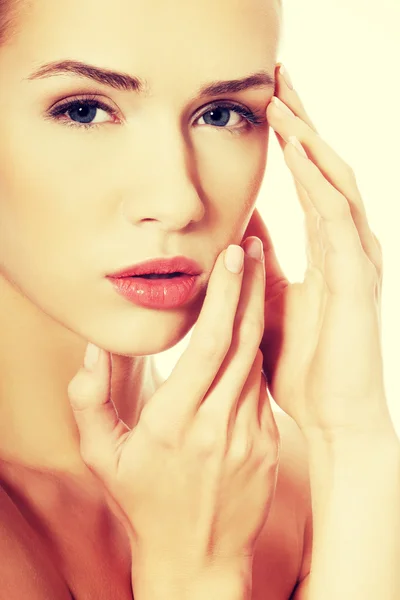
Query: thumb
67,343,131,486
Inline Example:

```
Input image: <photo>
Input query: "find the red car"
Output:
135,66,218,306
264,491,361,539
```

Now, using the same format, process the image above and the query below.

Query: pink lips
107,256,202,278
106,256,204,309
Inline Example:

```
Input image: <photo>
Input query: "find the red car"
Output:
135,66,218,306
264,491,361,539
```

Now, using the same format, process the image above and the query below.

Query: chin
82,309,197,359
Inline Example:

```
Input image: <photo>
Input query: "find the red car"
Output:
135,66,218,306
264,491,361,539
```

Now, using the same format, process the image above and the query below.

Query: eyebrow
25,59,276,97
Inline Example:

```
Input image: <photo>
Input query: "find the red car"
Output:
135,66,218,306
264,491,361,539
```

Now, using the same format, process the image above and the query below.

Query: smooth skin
68,241,281,581
0,0,279,476
245,66,393,440
67,54,400,600
0,0,305,598
0,0,399,598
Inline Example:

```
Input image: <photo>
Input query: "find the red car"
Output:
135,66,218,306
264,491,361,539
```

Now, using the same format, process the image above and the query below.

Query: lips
133,272,183,279
107,256,203,279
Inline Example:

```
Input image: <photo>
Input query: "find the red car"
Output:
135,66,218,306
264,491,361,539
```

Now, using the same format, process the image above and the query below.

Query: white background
154,0,400,436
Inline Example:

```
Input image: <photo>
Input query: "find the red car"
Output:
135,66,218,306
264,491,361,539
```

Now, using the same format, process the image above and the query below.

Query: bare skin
0,408,312,600
0,0,279,471
0,0,315,597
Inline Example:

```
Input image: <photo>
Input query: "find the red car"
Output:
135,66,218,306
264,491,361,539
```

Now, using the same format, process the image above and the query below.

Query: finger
242,208,288,297
282,138,377,296
275,63,319,133
273,63,333,256
141,245,245,435
67,345,131,486
228,350,269,461
232,359,280,461
233,349,265,435
303,192,324,274
196,238,266,428
269,64,382,275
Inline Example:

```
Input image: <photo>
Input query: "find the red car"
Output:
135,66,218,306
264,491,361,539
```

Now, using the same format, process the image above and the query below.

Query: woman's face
0,0,280,356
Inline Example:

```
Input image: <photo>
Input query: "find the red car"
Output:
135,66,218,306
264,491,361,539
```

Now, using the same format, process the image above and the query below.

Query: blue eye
46,94,266,132
197,102,265,131
47,95,117,129
60,101,103,125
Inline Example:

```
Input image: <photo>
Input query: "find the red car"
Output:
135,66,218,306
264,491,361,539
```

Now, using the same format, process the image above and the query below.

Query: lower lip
107,274,201,309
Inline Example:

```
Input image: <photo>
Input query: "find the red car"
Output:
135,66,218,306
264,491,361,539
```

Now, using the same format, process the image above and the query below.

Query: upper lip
107,256,203,278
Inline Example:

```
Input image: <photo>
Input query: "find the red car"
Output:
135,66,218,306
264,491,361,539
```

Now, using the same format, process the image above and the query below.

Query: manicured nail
279,64,294,90
243,237,264,262
84,342,100,370
224,245,244,274
288,136,308,159
271,96,296,118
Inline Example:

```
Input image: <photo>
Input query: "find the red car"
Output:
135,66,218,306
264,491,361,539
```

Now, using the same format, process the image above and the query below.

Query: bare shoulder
0,478,72,599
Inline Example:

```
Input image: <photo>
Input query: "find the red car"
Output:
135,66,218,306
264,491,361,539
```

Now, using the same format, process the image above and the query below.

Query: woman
0,0,399,599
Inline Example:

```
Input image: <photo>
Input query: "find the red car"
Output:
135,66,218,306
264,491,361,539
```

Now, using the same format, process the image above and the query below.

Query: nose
120,131,206,232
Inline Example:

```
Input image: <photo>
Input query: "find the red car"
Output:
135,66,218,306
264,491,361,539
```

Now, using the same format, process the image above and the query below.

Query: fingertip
84,342,101,371
224,244,245,274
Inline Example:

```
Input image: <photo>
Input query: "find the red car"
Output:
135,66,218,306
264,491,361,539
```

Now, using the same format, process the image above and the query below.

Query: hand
242,63,393,442
67,241,280,571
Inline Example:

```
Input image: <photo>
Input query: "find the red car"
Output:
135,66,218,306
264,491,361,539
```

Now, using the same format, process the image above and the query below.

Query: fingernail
271,97,296,118
243,237,264,262
279,64,294,90
84,342,100,370
224,245,244,274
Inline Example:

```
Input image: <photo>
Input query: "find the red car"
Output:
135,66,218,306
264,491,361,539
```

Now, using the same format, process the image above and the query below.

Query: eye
46,94,118,129
196,102,265,132
46,95,266,132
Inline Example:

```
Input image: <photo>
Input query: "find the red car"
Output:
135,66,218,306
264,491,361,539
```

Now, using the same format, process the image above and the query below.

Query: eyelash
46,93,266,132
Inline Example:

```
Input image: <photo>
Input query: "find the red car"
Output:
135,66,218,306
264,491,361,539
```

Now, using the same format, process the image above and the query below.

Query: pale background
154,0,400,437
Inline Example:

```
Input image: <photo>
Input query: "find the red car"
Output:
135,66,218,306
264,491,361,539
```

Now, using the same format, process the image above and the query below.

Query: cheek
0,152,73,269
0,116,102,263
0,131,98,317
197,133,268,229
0,150,99,340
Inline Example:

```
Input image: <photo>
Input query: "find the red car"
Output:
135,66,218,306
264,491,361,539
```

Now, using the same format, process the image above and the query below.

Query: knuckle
252,445,277,472
257,434,281,468
196,331,230,363
67,375,98,408
238,315,264,347
190,424,221,457
79,441,101,468
229,436,254,464
140,411,182,450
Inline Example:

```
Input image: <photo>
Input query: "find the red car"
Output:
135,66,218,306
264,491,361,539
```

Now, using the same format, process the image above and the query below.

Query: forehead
12,0,280,85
